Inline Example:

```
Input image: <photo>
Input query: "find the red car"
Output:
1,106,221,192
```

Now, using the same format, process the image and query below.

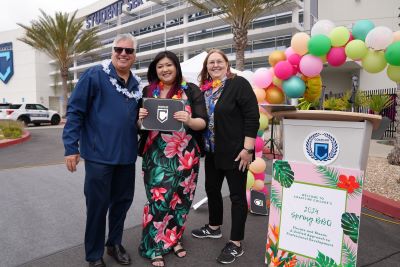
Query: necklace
102,59,142,102
153,81,188,99
200,78,226,92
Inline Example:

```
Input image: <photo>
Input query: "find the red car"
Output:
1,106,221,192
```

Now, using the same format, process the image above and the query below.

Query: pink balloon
253,68,273,88
285,47,296,58
327,47,347,67
246,190,251,207
299,55,323,77
288,53,302,66
255,136,264,153
274,61,293,80
254,172,265,180
255,151,263,158
292,64,299,75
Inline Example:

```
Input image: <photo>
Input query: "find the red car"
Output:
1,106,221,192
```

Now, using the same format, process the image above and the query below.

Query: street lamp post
349,74,359,112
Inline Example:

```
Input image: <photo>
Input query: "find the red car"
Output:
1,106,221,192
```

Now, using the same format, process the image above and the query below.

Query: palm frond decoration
270,184,282,210
315,251,340,267
316,165,339,187
273,160,294,188
341,212,360,243
351,175,363,197
342,241,357,267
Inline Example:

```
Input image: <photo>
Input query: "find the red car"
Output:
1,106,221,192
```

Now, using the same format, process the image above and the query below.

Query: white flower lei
102,59,143,102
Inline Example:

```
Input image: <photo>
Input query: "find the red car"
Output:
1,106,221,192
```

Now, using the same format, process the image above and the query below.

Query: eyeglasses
207,60,226,66
113,47,135,54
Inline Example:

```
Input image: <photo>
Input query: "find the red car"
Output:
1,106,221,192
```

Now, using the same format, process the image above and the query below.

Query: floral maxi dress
138,128,201,259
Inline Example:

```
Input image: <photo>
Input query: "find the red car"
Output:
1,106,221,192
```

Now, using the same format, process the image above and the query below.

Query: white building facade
0,0,398,113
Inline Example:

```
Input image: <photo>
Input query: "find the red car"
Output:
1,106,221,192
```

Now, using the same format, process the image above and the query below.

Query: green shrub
0,120,23,139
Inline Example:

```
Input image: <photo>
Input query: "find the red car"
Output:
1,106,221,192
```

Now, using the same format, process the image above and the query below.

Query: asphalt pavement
0,126,399,267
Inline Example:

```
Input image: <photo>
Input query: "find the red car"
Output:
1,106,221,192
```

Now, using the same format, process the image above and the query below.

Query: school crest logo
157,106,168,123
0,42,14,84
303,131,339,166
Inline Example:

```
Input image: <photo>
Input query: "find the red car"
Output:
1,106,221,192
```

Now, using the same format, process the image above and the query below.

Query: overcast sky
0,0,99,31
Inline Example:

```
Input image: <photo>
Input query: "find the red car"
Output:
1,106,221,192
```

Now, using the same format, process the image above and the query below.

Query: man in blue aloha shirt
63,33,142,267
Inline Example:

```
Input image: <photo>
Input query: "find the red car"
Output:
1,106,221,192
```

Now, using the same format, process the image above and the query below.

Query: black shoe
88,258,106,267
106,244,131,265
216,242,244,264
192,224,222,239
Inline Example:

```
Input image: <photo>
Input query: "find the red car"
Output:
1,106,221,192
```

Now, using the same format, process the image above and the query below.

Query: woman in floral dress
137,51,207,267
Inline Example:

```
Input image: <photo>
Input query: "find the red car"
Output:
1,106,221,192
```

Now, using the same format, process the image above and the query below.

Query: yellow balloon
259,113,269,131
265,86,285,104
362,50,387,73
252,179,265,191
269,51,286,67
291,32,310,55
246,171,255,189
272,75,283,88
249,157,266,174
387,65,400,82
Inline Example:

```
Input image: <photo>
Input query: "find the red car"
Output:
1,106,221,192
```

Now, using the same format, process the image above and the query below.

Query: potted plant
367,94,393,115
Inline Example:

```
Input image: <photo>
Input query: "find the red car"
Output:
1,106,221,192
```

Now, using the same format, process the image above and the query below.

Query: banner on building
0,42,14,84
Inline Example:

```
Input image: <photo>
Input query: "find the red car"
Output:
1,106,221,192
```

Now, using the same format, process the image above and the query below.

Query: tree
17,10,101,117
186,0,290,70
387,83,400,165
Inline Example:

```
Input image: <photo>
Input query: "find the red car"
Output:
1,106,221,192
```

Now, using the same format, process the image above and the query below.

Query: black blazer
211,75,260,169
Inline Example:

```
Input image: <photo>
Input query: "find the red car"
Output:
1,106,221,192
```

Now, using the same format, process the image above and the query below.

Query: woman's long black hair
147,51,183,98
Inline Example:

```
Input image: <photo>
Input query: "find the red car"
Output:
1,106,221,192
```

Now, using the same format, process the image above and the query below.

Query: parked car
0,103,12,120
1,103,61,126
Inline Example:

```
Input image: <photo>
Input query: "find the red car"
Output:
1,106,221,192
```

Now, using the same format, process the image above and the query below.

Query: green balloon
308,34,332,56
385,41,400,66
330,26,350,47
352,20,375,41
387,65,400,82
345,40,368,60
246,171,255,189
362,50,387,73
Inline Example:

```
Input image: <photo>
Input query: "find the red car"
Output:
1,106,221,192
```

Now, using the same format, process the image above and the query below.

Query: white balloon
365,26,394,50
239,70,254,84
311,20,335,36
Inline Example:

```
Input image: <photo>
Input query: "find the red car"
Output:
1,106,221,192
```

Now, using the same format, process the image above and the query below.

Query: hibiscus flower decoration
180,170,197,200
337,174,360,193
162,226,179,249
142,204,153,228
150,187,167,202
170,192,182,210
177,148,199,171
162,132,192,158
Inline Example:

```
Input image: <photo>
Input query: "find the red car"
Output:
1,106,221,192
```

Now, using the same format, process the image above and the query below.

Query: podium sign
142,98,184,131
266,160,364,266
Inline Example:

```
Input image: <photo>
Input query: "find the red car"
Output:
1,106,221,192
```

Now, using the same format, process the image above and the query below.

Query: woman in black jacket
191,49,259,264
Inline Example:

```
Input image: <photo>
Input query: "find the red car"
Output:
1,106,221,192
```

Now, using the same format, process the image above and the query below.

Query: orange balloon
265,86,285,104
249,157,266,173
268,51,286,67
252,179,265,191
254,88,266,103
393,31,400,42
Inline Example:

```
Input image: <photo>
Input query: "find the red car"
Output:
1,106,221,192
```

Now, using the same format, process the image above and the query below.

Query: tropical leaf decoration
341,212,360,243
270,184,282,210
342,242,357,267
315,251,340,267
296,260,315,267
273,160,294,188
316,165,339,187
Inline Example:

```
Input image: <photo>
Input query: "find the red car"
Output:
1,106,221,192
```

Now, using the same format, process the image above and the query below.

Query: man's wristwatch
243,147,254,154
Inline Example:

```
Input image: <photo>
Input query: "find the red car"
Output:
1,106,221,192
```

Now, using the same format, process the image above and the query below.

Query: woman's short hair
112,33,137,51
198,49,233,86
147,51,183,98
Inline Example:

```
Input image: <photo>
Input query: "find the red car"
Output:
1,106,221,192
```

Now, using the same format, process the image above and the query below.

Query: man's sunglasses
113,47,135,54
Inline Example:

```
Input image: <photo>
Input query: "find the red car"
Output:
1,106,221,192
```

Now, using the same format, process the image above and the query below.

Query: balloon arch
244,19,400,199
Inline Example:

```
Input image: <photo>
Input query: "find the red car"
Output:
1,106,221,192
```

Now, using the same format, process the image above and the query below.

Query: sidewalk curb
0,130,31,149
362,190,400,220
